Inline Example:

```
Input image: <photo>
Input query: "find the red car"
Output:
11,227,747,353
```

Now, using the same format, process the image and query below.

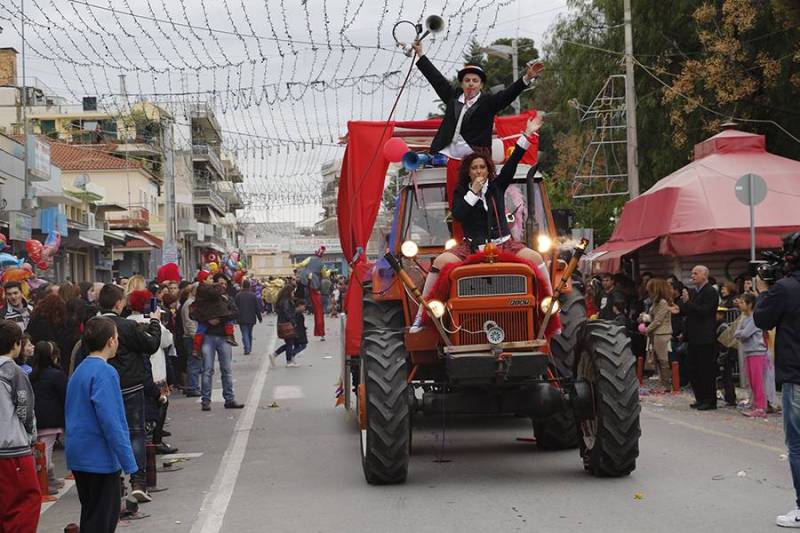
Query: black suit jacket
451,142,529,246
416,55,529,153
679,283,719,345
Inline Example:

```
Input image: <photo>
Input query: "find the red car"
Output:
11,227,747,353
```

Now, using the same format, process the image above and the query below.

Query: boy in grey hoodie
0,318,40,530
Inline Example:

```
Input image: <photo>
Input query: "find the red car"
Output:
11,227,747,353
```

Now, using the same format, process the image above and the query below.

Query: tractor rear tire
532,411,580,450
550,290,587,369
359,294,410,485
575,321,640,477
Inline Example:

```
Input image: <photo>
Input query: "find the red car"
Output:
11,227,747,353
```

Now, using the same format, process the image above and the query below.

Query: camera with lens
750,232,800,284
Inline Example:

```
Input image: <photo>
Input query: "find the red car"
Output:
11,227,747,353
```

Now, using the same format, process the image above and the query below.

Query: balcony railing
105,206,150,231
192,182,227,215
192,144,226,179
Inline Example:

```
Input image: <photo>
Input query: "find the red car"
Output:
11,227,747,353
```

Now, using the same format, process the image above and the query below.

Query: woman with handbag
640,279,673,391
271,286,300,368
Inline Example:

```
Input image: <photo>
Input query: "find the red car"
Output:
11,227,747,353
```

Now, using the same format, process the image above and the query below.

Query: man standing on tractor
410,40,544,209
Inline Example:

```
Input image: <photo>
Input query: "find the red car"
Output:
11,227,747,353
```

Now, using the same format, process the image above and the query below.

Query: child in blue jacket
66,316,138,533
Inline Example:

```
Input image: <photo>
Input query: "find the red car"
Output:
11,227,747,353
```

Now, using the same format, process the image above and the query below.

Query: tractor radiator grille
456,275,527,298
453,310,531,345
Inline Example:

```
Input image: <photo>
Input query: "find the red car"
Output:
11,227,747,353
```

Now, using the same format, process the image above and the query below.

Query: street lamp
481,41,520,114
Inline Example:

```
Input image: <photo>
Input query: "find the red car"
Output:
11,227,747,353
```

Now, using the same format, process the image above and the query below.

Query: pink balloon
22,263,32,272
383,137,409,163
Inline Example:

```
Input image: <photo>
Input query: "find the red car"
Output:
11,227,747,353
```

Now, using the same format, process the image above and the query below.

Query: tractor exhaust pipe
537,239,589,341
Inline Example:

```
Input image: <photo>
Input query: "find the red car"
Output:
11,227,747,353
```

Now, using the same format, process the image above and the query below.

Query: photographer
752,232,800,528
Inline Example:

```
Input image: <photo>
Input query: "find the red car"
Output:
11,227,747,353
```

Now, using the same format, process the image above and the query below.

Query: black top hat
457,64,487,83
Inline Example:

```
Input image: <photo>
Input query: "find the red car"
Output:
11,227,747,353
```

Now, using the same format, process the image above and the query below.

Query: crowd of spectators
0,263,347,532
586,266,771,416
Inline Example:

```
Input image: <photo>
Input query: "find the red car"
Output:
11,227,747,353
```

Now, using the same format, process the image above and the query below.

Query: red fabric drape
494,111,539,166
339,121,396,356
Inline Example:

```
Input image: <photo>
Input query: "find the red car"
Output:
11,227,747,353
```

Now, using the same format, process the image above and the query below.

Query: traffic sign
735,173,767,207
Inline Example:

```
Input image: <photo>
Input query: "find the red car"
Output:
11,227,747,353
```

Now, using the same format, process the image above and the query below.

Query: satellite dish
73,174,89,190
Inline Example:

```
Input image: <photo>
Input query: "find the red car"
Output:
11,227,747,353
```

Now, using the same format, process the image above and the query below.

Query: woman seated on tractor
410,114,551,332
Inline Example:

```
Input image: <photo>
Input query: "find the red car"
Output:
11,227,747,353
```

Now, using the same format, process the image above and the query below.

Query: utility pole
623,0,640,199
511,38,520,114
162,117,178,264
20,0,30,206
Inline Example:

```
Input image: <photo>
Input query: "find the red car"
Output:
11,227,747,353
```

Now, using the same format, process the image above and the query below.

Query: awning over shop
589,237,658,262
593,129,800,262
103,230,127,242
115,231,163,251
202,241,225,253
588,237,658,272
79,229,105,247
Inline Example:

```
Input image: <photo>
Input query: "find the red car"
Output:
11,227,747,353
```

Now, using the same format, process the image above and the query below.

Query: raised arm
489,61,544,112
494,114,542,189
413,43,456,104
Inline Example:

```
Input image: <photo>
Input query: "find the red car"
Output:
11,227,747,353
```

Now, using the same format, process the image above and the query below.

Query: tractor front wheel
574,321,640,477
359,294,410,485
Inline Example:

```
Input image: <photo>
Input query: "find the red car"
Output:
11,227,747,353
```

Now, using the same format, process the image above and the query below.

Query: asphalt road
39,316,795,532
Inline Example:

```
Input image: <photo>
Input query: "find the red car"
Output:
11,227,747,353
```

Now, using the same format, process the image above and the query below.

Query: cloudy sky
0,0,567,227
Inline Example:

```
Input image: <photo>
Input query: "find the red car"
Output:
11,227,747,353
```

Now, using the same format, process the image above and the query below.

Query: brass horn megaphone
393,15,446,57
420,15,445,39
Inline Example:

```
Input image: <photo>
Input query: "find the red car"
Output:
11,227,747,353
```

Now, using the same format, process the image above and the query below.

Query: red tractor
339,125,640,485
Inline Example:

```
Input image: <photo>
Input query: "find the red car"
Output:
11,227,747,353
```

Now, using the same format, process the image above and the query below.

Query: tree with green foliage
428,0,799,244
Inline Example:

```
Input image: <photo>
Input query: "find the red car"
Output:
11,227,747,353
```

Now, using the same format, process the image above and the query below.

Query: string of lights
5,0,517,215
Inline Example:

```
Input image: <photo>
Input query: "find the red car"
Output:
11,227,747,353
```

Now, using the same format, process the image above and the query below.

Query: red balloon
25,239,42,256
36,261,49,270
383,137,409,163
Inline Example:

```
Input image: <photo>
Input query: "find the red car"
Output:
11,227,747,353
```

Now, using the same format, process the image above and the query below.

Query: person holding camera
752,233,800,528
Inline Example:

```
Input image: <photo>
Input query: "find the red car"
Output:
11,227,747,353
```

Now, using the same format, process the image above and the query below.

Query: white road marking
160,452,204,461
190,336,277,533
40,479,76,514
643,408,785,453
272,385,305,400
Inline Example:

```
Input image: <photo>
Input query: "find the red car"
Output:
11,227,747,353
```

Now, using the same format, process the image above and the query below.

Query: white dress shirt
439,76,533,161
439,92,481,160
463,134,533,211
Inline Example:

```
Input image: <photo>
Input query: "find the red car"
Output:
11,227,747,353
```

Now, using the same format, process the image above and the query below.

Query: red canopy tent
591,129,800,271
338,113,539,356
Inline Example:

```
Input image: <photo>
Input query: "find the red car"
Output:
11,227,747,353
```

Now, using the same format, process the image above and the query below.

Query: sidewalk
37,317,278,532
639,384,786,455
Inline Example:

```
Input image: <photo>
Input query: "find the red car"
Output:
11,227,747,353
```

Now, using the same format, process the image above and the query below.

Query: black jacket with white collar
416,55,530,154
451,139,532,247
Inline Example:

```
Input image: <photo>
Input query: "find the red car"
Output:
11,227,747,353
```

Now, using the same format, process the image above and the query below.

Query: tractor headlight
540,296,560,314
483,320,505,345
401,240,419,258
537,234,553,254
428,299,445,319
445,238,458,251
